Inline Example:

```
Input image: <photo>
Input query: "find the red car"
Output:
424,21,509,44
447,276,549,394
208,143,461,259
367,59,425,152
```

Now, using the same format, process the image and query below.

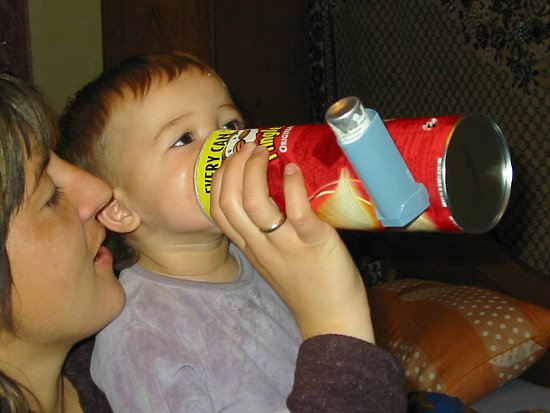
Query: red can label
385,116,460,231
195,117,464,232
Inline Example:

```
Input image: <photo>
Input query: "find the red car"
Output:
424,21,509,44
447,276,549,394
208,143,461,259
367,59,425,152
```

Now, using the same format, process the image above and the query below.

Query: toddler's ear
98,198,140,233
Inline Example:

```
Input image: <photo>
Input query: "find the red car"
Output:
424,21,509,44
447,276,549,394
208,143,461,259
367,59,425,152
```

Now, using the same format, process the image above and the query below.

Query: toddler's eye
172,133,194,148
221,120,242,130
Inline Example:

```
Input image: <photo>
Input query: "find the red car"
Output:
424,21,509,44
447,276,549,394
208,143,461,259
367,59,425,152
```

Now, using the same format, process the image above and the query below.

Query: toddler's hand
210,144,374,342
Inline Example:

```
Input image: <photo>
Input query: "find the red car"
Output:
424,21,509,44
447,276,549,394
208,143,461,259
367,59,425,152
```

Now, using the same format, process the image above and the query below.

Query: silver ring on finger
258,214,287,233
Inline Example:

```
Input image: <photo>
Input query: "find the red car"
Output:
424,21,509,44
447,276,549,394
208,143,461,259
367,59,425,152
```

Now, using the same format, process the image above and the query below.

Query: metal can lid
443,114,513,233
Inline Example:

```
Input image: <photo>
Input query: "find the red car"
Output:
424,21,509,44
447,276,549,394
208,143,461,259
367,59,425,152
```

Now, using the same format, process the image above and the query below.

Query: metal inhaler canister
325,97,430,227
194,97,512,233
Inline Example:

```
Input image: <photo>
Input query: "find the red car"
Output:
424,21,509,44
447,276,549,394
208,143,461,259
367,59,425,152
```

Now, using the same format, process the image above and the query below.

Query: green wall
28,0,103,114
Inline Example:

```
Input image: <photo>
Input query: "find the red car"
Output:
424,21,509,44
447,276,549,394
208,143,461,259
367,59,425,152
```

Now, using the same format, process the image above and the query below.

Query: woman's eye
46,187,63,207
172,133,194,148
221,120,242,130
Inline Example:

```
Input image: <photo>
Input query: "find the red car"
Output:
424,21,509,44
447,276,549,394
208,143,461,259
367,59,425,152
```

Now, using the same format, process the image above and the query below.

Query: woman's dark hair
0,64,58,412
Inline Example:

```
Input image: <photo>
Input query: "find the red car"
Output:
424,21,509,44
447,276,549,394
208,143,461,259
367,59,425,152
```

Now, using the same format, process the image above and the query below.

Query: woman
0,65,405,412
0,65,125,412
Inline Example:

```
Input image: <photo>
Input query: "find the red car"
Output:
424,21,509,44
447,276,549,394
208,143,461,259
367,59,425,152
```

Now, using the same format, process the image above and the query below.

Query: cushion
369,279,550,404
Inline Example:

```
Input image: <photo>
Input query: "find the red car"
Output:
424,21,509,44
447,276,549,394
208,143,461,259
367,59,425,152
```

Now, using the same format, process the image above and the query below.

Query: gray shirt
91,244,301,413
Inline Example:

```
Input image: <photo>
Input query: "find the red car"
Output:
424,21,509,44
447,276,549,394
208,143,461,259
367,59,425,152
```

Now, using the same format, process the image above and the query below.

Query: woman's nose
74,169,113,222
49,153,113,221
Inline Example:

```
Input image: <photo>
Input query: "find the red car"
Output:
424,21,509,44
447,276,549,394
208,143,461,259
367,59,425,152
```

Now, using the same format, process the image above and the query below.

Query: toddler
58,51,302,413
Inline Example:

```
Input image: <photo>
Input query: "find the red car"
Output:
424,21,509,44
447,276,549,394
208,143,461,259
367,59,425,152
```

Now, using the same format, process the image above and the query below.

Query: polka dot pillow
369,279,550,405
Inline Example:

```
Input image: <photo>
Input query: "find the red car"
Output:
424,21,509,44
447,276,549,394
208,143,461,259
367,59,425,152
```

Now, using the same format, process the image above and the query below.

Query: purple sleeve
287,334,407,413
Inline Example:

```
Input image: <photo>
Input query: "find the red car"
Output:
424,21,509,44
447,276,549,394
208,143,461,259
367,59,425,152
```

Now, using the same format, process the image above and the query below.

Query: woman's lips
94,245,113,266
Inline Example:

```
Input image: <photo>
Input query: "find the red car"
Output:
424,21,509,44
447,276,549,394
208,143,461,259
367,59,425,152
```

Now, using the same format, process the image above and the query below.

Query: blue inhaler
325,96,429,227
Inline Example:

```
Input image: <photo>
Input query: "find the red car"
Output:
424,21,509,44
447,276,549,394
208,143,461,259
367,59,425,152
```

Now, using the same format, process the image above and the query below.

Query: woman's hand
210,144,374,343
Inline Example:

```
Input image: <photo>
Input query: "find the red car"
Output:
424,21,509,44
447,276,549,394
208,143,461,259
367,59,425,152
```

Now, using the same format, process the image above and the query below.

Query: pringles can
195,97,512,233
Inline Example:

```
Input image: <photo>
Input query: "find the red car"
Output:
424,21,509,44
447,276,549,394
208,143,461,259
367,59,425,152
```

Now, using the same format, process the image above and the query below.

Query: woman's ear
98,198,140,233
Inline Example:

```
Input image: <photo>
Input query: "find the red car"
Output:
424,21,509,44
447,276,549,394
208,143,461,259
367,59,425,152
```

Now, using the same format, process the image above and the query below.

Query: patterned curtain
308,0,550,277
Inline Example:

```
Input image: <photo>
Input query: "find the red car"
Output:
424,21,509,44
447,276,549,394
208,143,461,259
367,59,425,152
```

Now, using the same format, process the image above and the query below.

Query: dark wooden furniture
101,1,311,126
0,0,32,81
